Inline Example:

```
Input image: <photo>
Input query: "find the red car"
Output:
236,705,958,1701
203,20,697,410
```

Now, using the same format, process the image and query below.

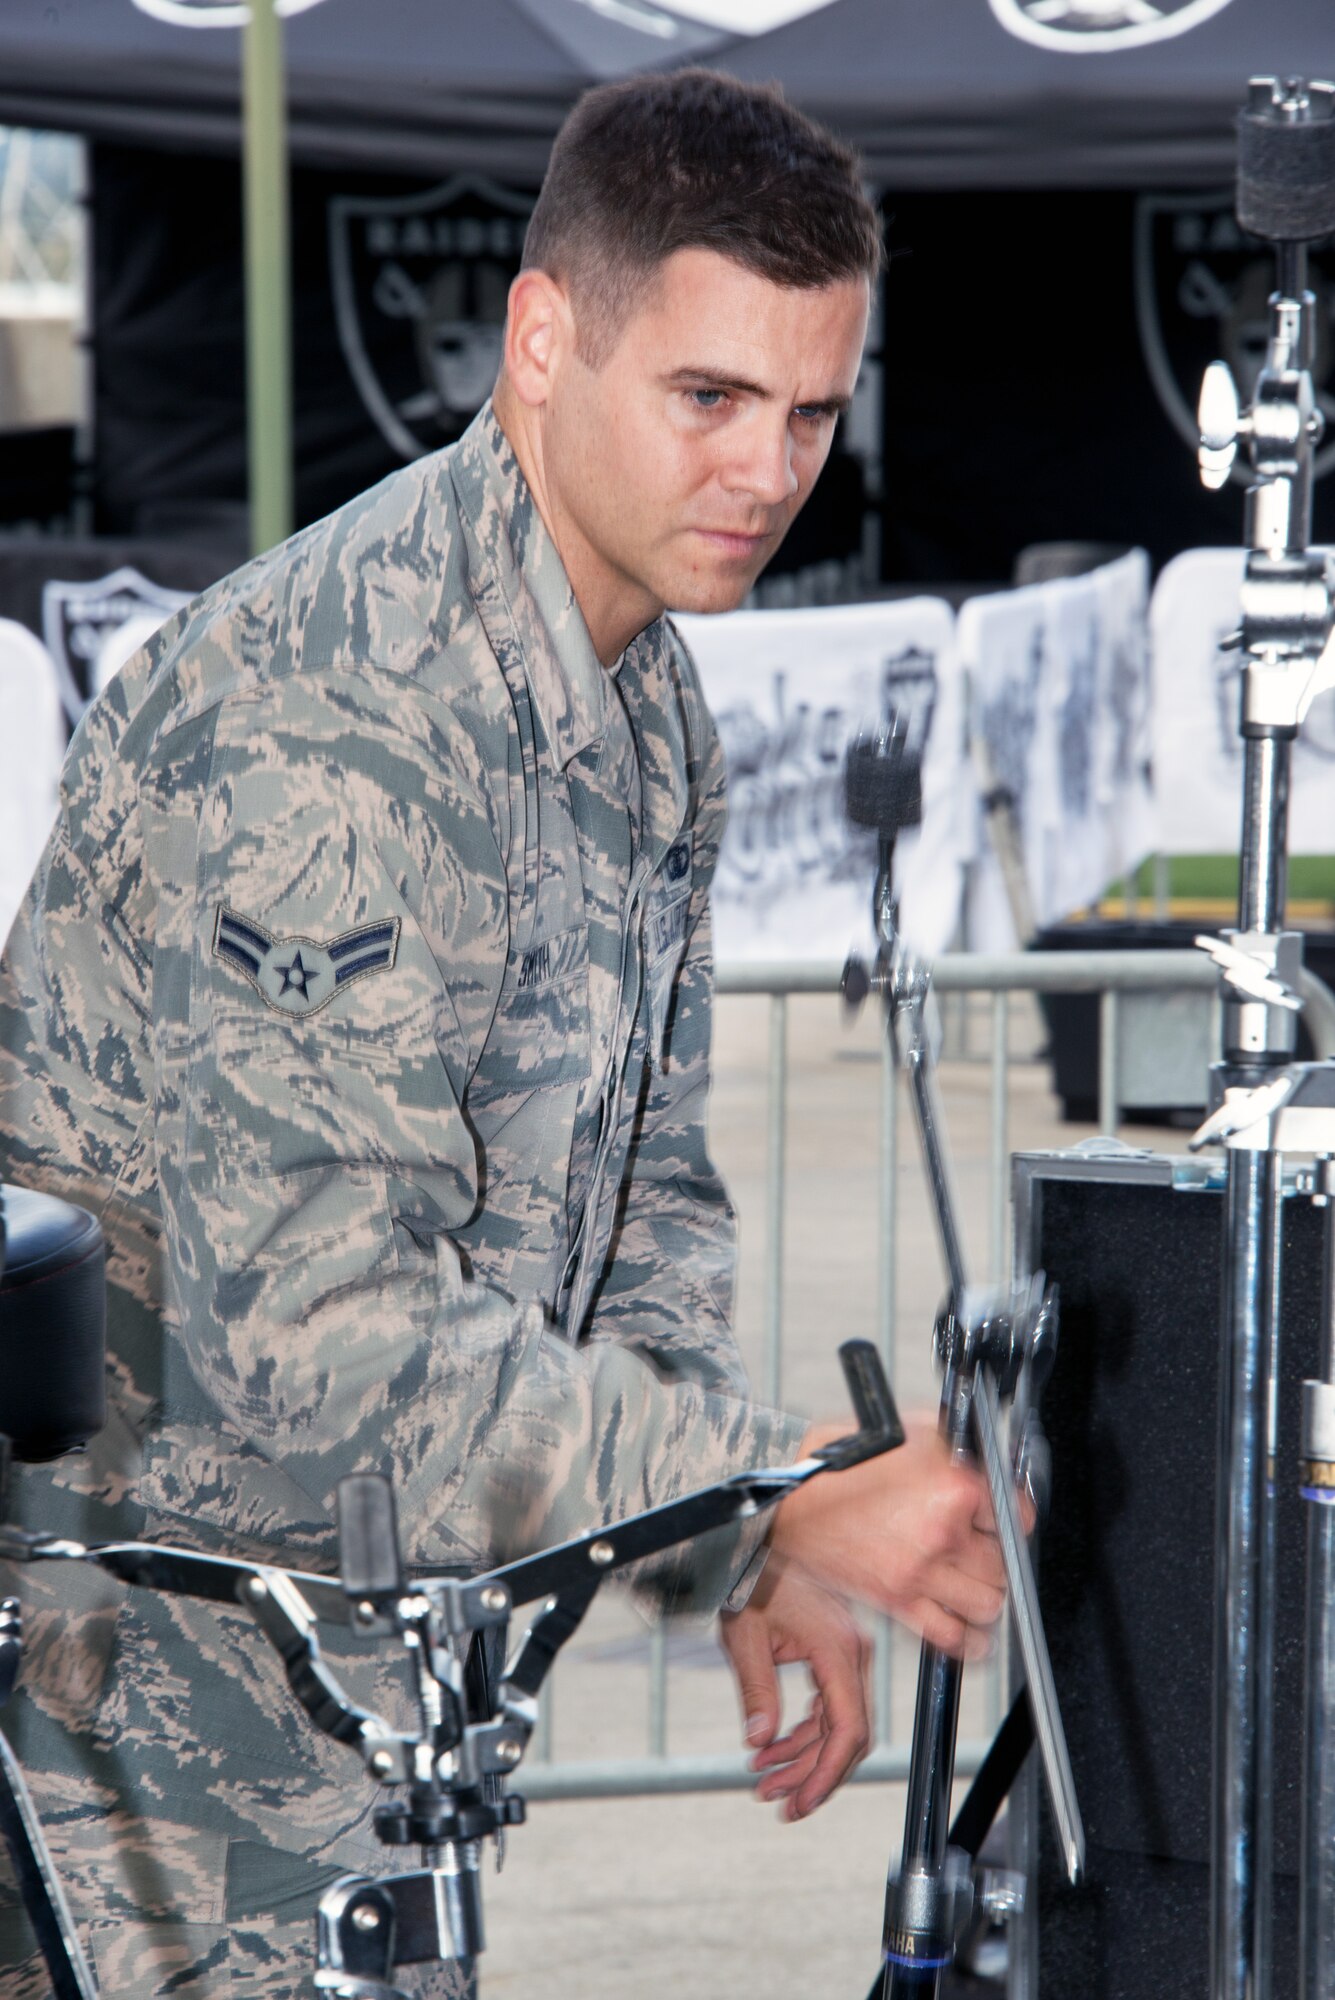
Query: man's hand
769,1414,1014,1659
719,1556,871,1821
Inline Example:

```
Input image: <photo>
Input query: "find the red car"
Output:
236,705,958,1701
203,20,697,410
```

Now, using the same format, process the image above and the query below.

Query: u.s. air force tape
212,905,401,1016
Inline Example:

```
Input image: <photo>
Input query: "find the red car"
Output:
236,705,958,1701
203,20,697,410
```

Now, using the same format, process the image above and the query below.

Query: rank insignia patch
212,907,401,1016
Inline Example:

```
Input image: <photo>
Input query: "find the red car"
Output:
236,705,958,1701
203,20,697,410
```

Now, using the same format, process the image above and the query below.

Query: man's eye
688,389,727,411
793,405,833,427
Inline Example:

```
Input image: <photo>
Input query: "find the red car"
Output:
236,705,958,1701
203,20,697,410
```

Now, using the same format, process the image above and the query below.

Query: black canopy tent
1,0,1334,588
2,0,1332,186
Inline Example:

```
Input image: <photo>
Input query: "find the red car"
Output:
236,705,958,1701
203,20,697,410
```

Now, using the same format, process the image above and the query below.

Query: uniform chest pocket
471,921,592,1095
643,846,694,1070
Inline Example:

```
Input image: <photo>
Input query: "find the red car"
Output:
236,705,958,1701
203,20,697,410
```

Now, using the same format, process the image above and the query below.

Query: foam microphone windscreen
844,730,923,836
1237,84,1335,243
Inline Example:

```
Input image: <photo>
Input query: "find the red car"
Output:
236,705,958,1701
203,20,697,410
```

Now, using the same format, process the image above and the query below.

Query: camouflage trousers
0,1920,472,1998
0,1782,475,1999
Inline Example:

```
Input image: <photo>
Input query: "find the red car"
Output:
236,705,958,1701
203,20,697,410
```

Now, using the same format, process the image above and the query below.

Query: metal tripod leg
0,1721,98,1999
972,1374,1083,1887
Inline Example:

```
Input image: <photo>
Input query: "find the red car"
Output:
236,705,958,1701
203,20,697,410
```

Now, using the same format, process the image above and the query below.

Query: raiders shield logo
1135,192,1335,483
880,646,938,754
989,0,1233,52
328,175,535,462
41,566,188,724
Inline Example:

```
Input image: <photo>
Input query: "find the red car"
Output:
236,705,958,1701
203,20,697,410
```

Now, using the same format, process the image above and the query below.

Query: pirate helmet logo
879,645,939,756
989,0,1234,52
1135,192,1335,485
41,566,188,724
329,175,534,461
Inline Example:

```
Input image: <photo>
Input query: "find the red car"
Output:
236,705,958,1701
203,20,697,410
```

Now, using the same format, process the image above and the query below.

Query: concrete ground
482,991,1195,1999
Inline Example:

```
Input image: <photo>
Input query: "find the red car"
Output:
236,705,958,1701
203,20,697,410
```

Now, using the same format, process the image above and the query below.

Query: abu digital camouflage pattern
0,404,804,1995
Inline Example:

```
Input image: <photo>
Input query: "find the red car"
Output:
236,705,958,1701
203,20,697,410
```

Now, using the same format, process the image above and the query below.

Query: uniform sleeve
155,672,802,1610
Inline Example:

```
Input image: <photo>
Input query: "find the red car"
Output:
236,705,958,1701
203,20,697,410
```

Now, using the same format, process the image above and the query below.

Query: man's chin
665,570,765,618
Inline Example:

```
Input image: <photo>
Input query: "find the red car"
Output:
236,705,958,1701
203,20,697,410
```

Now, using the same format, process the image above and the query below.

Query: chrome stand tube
1299,1160,1335,2000
1239,739,1290,936
1210,730,1294,2000
1212,1150,1283,2000
885,1348,971,2000
902,1037,968,1302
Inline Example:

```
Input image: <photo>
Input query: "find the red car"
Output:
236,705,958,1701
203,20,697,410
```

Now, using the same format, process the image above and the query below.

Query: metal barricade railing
520,947,1232,1803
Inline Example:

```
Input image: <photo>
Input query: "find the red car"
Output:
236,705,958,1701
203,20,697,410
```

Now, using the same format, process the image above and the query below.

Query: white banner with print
1151,547,1335,855
0,619,63,950
675,598,967,965
959,551,1154,948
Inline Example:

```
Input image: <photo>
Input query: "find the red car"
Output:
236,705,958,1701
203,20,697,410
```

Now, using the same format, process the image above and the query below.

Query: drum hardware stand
841,729,1084,1997
0,1340,904,1999
0,1586,98,2000
1180,72,1335,2000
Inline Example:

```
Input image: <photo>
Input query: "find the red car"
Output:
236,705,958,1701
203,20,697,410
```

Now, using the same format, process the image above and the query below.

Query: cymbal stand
1183,74,1335,2000
842,732,1083,1997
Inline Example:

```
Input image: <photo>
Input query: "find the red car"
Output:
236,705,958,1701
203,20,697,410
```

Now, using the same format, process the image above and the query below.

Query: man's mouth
693,528,772,559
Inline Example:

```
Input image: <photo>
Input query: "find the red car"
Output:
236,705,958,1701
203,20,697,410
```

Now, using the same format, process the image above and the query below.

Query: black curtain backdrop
878,188,1335,581
89,144,868,576
6,0,1335,190
90,148,1335,582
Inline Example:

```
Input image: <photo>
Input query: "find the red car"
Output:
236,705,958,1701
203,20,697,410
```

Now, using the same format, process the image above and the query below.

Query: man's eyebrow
666,367,850,416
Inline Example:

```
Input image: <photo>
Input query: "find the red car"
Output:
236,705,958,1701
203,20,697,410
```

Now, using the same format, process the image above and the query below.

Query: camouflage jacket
0,405,804,1879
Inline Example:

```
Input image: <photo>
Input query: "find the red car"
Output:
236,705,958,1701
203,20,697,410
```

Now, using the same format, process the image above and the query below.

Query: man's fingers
758,1736,824,1807
933,1563,1006,1630
777,1639,871,1817
905,1599,974,1659
756,1728,823,1797
750,1699,825,1771
971,1474,1037,1540
720,1610,781,1750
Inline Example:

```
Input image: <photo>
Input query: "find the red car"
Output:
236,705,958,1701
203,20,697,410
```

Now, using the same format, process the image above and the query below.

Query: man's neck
491,378,661,668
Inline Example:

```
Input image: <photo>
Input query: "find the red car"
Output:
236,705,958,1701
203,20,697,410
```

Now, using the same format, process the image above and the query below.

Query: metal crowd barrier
521,947,1335,1803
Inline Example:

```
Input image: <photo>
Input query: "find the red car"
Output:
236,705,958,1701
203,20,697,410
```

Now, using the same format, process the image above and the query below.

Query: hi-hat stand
1182,75,1335,2000
842,730,1084,1996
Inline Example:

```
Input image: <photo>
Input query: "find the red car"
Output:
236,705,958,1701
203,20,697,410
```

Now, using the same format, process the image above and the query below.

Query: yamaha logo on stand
989,0,1233,52
329,176,536,462
1135,191,1335,484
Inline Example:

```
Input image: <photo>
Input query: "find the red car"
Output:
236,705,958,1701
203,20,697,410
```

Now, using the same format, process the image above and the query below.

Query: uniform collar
451,400,608,770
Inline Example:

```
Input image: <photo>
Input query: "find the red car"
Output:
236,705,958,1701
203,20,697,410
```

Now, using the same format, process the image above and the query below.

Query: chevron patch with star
211,906,401,1016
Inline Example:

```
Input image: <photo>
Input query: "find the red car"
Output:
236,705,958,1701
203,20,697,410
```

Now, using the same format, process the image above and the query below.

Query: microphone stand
842,731,1084,1998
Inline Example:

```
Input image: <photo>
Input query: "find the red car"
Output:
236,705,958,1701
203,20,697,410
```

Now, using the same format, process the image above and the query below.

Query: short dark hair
522,68,882,363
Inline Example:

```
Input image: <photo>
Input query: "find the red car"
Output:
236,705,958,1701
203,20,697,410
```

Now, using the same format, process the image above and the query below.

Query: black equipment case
1009,1144,1323,2000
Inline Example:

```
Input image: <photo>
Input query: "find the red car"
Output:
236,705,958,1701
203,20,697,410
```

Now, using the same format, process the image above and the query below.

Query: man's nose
722,416,800,508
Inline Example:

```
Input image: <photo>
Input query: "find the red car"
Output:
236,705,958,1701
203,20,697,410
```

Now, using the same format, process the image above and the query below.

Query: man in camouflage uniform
0,69,1007,1998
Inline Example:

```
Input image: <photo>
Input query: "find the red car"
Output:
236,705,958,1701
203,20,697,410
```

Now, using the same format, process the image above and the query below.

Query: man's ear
502,268,573,410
